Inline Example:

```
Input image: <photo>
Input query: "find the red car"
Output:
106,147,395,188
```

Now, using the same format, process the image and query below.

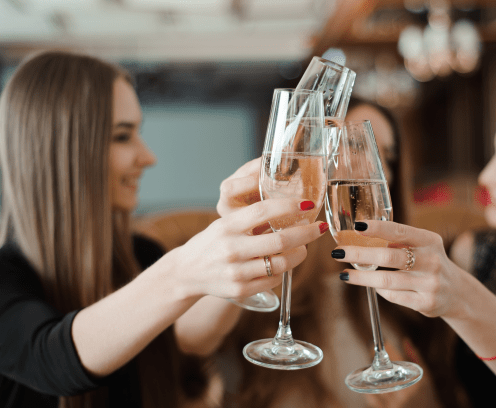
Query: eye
113,133,131,143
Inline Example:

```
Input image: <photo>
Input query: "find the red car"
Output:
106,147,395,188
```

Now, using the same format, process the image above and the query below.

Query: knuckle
270,234,288,253
225,264,239,281
247,202,267,221
395,223,408,240
429,276,441,295
421,295,436,313
381,273,394,289
219,178,234,197
381,250,396,266
278,256,291,273
230,283,245,299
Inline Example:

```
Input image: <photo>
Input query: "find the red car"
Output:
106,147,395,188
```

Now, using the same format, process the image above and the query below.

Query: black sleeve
132,235,166,270
0,244,102,396
472,230,496,295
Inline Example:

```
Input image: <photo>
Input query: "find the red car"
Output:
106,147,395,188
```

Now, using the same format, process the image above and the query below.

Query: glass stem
273,270,295,347
366,287,394,371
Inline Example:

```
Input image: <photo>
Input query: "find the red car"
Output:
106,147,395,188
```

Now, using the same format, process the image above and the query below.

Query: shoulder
449,231,476,273
0,242,43,293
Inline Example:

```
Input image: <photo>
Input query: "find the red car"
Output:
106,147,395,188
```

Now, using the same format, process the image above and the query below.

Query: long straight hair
0,51,180,408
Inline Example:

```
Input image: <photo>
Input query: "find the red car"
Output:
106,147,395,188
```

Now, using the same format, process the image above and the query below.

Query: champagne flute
243,88,326,369
296,56,356,124
228,57,355,313
325,120,423,393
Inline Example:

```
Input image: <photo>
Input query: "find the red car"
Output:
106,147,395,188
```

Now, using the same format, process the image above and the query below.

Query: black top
455,229,496,408
0,236,168,408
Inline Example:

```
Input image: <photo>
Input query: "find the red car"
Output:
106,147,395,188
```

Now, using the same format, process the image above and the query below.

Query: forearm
443,271,496,374
72,251,200,378
174,296,243,357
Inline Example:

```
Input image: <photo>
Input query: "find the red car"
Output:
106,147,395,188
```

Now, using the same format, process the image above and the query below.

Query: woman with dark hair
0,50,328,408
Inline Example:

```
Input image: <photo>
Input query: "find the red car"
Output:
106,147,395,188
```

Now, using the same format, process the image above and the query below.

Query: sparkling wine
326,179,392,270
260,153,326,231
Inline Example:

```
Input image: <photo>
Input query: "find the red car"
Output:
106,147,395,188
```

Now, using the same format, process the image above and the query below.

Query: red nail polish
319,222,329,234
300,201,315,211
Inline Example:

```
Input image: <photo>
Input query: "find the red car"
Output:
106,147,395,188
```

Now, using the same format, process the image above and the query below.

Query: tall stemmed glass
227,57,355,313
243,88,326,369
325,120,423,393
296,56,356,125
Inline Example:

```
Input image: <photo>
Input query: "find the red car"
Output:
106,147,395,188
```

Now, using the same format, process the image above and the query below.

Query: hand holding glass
325,120,423,392
242,88,327,369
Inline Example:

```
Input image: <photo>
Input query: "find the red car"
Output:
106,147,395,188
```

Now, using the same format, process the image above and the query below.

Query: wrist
138,248,203,306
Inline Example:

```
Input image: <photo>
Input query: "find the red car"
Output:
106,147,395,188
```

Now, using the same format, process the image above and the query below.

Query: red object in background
413,182,454,206
474,186,492,207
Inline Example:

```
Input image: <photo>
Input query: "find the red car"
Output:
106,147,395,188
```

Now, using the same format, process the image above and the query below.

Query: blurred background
0,0,494,238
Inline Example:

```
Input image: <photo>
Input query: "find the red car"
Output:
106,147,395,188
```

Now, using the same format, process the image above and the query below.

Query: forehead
112,77,142,124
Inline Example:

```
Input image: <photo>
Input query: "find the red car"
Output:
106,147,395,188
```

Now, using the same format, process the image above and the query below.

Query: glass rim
273,88,323,96
311,56,357,76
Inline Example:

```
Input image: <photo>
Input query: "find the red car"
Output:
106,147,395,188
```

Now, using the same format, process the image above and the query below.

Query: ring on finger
404,247,415,271
264,255,273,277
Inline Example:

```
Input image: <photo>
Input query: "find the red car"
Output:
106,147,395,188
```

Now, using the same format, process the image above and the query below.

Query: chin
484,206,496,228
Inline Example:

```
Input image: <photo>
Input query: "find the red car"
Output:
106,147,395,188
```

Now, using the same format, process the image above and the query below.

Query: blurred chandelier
398,0,482,82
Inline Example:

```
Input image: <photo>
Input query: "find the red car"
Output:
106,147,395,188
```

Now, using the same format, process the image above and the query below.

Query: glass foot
345,361,423,394
228,290,279,312
243,338,323,370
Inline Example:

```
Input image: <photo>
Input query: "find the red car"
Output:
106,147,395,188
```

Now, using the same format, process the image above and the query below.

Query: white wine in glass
243,88,327,370
326,120,423,393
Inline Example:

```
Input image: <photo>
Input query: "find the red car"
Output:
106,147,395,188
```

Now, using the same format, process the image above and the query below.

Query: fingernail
300,201,315,211
339,272,349,281
331,249,345,259
319,222,329,234
355,222,368,231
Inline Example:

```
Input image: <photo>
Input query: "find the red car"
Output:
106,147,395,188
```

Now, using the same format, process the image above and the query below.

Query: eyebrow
113,122,137,130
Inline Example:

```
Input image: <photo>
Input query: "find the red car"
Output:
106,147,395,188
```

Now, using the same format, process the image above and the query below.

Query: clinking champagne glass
325,120,423,393
243,88,326,369
227,57,356,313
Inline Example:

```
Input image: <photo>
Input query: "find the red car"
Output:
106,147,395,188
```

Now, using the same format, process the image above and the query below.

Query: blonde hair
0,50,171,407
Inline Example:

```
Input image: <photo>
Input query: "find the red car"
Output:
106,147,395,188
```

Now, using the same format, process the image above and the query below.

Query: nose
479,155,496,188
137,136,157,168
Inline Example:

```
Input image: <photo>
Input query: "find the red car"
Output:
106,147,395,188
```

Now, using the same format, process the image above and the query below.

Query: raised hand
332,220,468,319
169,197,327,300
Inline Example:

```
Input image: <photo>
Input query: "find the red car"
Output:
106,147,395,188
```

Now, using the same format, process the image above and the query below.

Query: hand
216,158,260,209
167,197,328,300
332,220,470,319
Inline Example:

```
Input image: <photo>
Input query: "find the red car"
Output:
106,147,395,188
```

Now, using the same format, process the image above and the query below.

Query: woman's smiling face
108,77,156,212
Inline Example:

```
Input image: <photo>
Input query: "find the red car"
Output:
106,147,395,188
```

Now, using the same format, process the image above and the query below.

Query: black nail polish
331,249,345,259
355,222,368,231
339,272,349,281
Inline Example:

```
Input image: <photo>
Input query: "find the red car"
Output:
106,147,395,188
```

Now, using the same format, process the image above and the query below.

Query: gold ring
264,256,273,277
404,247,415,271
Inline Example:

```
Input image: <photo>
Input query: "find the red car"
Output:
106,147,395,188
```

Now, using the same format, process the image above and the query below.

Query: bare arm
331,220,496,374
72,198,326,376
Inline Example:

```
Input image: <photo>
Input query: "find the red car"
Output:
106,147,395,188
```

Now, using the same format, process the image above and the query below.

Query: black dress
455,229,496,408
0,236,175,408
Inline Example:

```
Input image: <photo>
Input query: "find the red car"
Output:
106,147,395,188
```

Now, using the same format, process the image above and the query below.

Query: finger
340,268,420,291
219,174,260,207
354,220,441,248
332,246,421,271
234,274,283,300
375,288,421,311
242,246,307,281
224,157,261,181
234,220,326,260
221,197,317,234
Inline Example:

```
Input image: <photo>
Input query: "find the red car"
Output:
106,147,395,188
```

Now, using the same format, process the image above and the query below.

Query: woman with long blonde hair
0,50,328,408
